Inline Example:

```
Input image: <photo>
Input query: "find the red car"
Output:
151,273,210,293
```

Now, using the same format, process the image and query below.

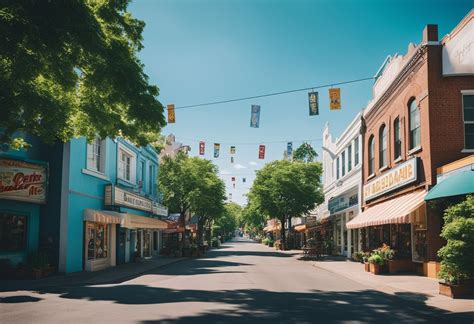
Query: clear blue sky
129,0,472,206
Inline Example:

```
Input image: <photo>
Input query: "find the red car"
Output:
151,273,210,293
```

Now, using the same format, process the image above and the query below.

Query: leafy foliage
0,0,165,148
437,195,474,284
213,203,241,239
248,160,324,245
292,143,317,163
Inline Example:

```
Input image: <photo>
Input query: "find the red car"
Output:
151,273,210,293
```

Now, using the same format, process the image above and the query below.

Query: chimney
423,24,438,43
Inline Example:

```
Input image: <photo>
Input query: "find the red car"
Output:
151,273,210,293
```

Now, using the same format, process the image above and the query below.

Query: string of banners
198,141,267,160
167,88,342,124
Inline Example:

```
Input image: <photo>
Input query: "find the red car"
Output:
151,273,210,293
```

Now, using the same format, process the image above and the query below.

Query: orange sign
167,104,176,123
258,145,266,159
329,88,341,110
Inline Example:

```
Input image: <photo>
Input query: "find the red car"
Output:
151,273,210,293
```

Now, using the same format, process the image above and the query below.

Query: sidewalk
307,257,473,313
0,256,186,292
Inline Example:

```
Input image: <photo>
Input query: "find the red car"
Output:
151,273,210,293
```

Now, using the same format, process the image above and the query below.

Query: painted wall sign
442,17,474,76
152,202,168,217
363,158,417,202
0,158,48,204
105,185,154,213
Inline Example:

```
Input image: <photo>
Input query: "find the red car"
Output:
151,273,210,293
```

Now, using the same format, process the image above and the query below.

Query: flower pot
439,281,474,299
388,259,413,274
364,262,370,272
370,263,386,275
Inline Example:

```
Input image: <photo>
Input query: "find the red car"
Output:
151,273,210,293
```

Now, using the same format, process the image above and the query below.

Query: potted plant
437,195,474,298
368,254,385,274
368,244,394,275
362,253,371,272
352,251,364,263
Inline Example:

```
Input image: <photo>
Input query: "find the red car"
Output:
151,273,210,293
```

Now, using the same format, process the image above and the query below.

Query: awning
294,224,306,232
346,190,426,229
263,224,281,232
425,171,474,201
121,213,168,229
83,209,122,224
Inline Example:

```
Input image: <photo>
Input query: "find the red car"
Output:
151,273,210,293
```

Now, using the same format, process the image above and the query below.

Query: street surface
1,238,472,323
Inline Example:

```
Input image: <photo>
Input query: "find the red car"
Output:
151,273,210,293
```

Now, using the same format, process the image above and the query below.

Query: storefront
329,191,360,257
0,157,48,266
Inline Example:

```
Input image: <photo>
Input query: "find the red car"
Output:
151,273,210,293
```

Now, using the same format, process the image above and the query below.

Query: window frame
341,151,346,177
0,212,28,252
336,156,340,180
462,91,474,151
348,144,352,172
379,124,387,169
117,144,137,184
394,117,402,160
368,135,375,176
354,137,359,166
409,99,421,150
86,137,106,174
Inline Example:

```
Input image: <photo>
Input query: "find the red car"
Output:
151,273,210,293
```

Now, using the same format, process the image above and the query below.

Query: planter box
388,259,413,274
364,262,370,272
423,261,441,278
439,281,474,299
370,263,387,275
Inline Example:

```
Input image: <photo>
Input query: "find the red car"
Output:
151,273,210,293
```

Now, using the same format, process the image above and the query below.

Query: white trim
408,146,422,156
379,165,389,172
461,149,474,153
81,168,110,181
117,143,137,184
461,90,474,95
394,156,403,164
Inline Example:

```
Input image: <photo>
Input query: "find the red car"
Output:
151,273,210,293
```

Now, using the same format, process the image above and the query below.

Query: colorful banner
287,142,293,156
213,143,220,158
258,145,266,159
167,104,176,123
250,105,260,128
329,88,341,110
230,146,236,154
199,141,205,155
231,157,234,164
308,91,319,115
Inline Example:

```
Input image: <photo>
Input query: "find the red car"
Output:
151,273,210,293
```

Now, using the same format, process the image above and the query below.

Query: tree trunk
197,219,205,245
280,217,286,249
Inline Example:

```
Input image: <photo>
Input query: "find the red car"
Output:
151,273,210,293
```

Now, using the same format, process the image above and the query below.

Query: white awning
121,213,168,229
346,190,426,229
83,209,122,224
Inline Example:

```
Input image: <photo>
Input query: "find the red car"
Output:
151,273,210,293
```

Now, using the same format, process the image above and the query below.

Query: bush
369,244,395,265
368,254,383,265
352,251,364,262
438,195,474,285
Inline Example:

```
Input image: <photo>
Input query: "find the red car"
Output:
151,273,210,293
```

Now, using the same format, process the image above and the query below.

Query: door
116,226,126,264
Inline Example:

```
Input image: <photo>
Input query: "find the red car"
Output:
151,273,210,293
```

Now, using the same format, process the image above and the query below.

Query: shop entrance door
143,230,152,258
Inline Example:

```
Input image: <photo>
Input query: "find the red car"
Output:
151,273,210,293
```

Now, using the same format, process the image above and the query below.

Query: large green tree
293,143,317,163
213,202,241,241
0,0,165,148
248,160,324,248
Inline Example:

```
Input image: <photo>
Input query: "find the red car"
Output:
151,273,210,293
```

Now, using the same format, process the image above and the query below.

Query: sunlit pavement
1,238,472,323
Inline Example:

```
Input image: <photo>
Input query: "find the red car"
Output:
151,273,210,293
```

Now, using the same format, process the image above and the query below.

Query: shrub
438,195,474,285
352,251,364,262
368,244,395,265
368,254,383,265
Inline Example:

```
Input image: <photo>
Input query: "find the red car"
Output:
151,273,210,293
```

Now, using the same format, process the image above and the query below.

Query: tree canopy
248,160,324,246
0,0,165,149
293,143,317,163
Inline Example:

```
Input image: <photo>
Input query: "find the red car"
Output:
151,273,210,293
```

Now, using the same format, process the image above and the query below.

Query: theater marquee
364,158,417,202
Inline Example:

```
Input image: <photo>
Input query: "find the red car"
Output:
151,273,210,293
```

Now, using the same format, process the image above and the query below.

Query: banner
287,142,293,156
231,177,236,182
308,91,319,115
199,141,205,155
213,143,220,158
250,105,260,128
243,178,246,183
230,146,236,154
231,157,234,164
329,88,341,110
258,145,265,159
167,104,176,123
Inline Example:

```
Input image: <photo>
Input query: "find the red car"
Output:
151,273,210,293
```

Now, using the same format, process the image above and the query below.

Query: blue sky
129,0,472,205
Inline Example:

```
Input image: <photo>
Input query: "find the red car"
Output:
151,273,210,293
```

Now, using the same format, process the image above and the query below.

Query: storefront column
340,216,345,255
110,225,116,266
347,220,352,259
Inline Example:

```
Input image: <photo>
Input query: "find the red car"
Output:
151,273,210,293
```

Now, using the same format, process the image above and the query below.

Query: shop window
368,135,375,175
348,144,352,172
86,222,108,260
390,224,411,259
463,94,474,149
86,137,105,173
411,205,427,262
354,136,359,166
379,124,387,168
0,213,27,251
409,99,421,150
394,118,401,159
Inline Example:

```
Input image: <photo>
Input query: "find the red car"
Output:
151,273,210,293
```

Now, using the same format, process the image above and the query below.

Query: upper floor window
139,160,146,189
354,137,359,166
409,100,421,150
149,165,154,194
348,144,352,172
118,146,136,183
368,135,375,176
379,125,387,168
87,138,104,173
341,151,346,176
394,118,401,159
336,157,340,180
463,94,474,149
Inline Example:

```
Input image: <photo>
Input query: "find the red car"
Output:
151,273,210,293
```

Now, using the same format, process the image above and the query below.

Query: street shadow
17,285,472,323
206,250,299,258
0,295,42,303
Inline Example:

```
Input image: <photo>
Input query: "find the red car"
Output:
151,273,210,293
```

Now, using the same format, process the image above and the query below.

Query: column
340,215,345,255
347,225,352,259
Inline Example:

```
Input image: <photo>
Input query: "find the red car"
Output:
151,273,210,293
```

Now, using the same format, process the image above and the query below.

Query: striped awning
346,190,426,229
83,209,122,224
121,213,168,229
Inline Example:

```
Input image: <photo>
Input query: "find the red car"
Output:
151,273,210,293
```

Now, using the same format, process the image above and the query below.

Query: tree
213,202,241,241
0,0,165,149
248,160,324,248
293,143,317,163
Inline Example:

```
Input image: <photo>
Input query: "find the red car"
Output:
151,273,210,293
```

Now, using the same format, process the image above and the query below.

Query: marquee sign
364,158,417,202
0,158,48,204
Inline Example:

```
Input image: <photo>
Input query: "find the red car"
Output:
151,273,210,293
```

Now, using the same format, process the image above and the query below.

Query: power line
174,76,374,110
176,137,322,145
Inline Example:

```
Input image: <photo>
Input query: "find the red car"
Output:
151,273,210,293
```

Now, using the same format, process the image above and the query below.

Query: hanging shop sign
329,88,341,110
199,141,205,155
328,193,358,214
308,91,319,115
363,158,418,202
258,145,266,159
105,184,152,213
231,157,234,164
214,143,220,158
167,104,176,123
0,158,48,204
250,105,260,128
230,146,236,154
287,142,293,156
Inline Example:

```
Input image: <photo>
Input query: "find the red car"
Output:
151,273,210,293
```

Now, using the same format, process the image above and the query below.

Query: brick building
347,10,474,276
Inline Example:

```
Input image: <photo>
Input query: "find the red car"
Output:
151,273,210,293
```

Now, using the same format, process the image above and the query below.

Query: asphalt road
0,238,471,323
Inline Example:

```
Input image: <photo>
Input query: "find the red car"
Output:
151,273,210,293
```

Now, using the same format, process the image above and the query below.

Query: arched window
379,125,387,168
368,135,375,175
394,117,401,159
409,100,420,149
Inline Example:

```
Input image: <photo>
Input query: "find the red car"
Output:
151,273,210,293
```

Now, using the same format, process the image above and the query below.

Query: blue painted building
59,137,168,273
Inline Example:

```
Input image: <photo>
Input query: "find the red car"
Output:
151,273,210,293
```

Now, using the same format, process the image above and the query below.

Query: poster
287,142,293,156
214,143,220,158
167,104,176,123
199,141,205,155
250,105,260,128
329,88,341,110
308,91,319,115
258,145,265,159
